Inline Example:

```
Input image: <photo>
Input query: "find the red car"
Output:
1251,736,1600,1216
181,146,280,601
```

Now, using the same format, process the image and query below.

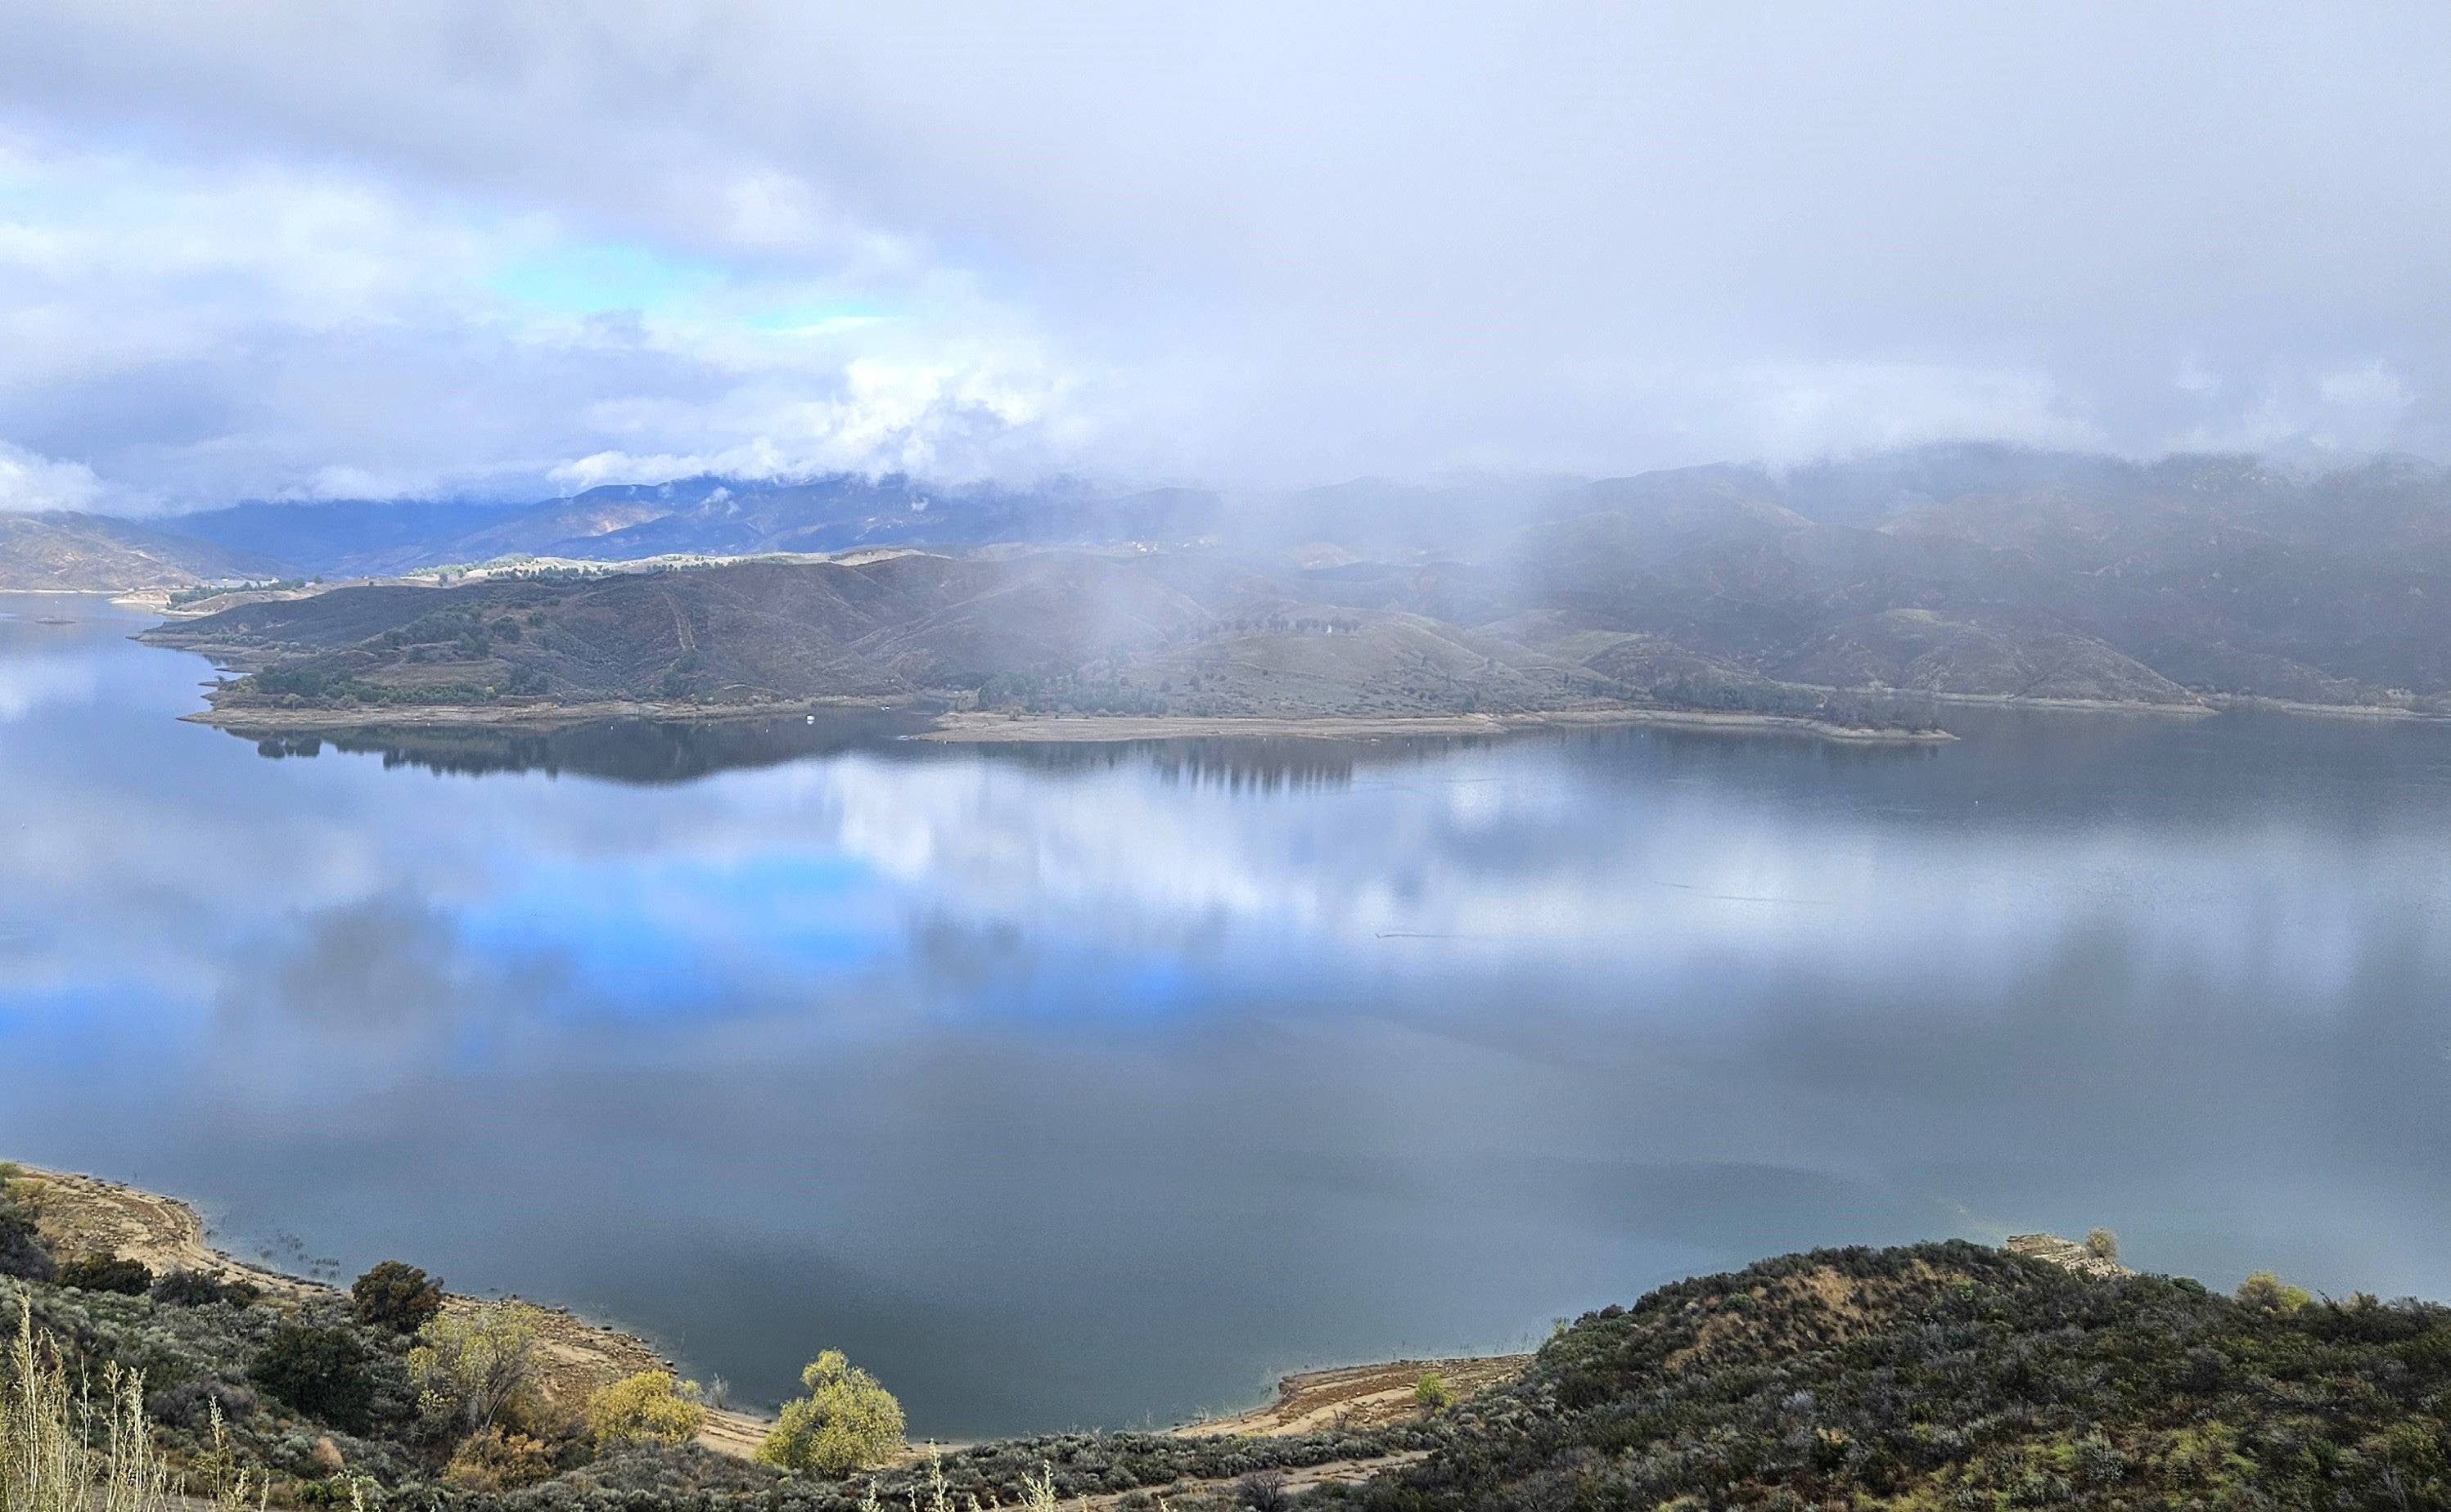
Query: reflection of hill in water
232,711,935,785
231,717,1957,790
978,736,1362,794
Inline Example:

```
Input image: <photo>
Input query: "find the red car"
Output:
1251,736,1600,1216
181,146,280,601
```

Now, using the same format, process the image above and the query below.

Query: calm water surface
6,594,2451,1434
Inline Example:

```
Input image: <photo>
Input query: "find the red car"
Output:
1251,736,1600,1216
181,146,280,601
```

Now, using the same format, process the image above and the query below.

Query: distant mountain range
42,444,2451,722
148,475,1226,578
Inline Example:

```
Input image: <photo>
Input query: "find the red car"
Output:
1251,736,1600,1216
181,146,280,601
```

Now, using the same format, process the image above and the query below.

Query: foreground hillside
7,1160,2447,1512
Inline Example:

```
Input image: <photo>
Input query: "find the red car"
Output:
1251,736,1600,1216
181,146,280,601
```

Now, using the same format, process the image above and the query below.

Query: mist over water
5,594,2451,1436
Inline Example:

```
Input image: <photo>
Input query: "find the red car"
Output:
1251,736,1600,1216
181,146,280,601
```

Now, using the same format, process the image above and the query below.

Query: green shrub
0,1208,51,1281
351,1260,444,1334
755,1350,906,1476
0,1170,52,1283
58,1253,152,1294
152,1267,256,1307
252,1321,376,1433
1412,1370,1453,1411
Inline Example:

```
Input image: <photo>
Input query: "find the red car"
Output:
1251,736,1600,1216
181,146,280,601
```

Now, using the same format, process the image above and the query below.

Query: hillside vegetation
142,552,1940,730
1319,1240,2451,1512
11,1160,2450,1512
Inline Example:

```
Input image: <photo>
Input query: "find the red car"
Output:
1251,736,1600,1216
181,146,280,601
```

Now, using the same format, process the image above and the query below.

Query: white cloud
1732,363,2101,466
1,5,2450,498
0,440,101,512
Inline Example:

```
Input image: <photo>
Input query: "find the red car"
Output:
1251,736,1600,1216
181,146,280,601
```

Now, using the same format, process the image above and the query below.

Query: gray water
6,593,2451,1436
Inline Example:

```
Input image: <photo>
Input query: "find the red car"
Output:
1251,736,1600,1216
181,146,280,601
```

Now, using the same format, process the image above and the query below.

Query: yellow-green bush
410,1301,545,1438
2234,1270,2311,1312
586,1370,705,1447
755,1350,905,1476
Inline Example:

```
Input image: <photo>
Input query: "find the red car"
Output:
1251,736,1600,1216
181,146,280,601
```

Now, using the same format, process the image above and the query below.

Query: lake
6,592,2451,1437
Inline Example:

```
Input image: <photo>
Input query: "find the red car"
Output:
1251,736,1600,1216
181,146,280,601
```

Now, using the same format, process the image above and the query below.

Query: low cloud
2,6,2451,501
0,440,101,512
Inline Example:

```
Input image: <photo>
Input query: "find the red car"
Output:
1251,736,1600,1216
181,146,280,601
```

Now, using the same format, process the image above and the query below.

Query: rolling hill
0,512,283,592
87,445,2451,725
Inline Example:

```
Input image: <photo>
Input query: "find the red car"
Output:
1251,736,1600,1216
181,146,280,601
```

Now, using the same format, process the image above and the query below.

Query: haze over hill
100,445,2451,728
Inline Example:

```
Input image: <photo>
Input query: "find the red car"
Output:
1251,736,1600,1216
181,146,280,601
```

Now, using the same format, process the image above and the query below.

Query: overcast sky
3,2,2450,511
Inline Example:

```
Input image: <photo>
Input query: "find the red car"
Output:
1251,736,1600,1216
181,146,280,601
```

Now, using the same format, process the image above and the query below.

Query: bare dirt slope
1174,1355,1530,1438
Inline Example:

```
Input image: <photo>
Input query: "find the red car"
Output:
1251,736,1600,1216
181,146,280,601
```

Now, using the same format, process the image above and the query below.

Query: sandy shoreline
915,708,1958,744
184,700,1958,744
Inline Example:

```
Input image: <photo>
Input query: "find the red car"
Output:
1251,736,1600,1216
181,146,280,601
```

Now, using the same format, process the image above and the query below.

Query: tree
353,1261,445,1334
252,1323,376,1433
1237,1470,1291,1512
587,1370,705,1447
2084,1228,2120,1262
755,1351,905,1476
1414,1370,1455,1411
410,1302,543,1438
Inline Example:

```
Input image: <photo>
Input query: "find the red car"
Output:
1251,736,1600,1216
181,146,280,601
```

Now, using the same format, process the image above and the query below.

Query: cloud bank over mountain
2,2,2450,509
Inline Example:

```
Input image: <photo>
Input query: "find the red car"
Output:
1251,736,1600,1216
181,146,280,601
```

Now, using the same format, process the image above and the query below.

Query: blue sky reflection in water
5,594,2451,1436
